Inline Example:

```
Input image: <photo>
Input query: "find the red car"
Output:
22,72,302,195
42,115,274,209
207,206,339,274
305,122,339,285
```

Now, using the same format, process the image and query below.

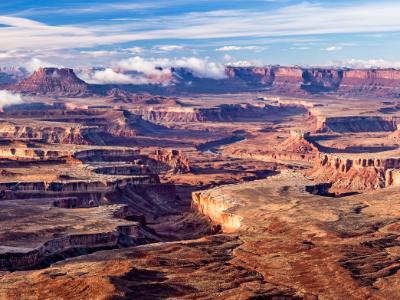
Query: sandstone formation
311,153,400,192
0,121,92,145
106,66,400,98
317,116,398,133
226,130,319,163
148,149,190,174
15,68,88,96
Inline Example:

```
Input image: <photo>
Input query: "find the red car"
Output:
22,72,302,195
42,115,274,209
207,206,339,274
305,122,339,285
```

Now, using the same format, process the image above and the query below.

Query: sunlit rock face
311,153,400,192
15,68,88,96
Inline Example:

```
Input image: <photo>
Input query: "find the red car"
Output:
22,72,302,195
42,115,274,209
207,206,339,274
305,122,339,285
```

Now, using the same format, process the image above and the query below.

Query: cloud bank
25,58,62,73
118,56,226,80
0,90,23,109
331,58,400,69
216,46,265,52
79,56,227,85
80,68,151,85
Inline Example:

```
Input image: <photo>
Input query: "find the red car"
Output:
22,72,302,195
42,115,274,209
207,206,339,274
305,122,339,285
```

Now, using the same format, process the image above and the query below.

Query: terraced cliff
317,116,399,133
311,153,400,192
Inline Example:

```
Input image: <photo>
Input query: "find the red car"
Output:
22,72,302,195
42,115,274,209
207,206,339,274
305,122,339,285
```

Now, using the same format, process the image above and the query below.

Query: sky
1,0,400,73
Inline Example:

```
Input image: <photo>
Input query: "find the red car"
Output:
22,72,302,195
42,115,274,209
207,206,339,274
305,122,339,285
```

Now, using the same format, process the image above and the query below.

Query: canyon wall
148,149,190,174
311,153,400,191
0,122,93,145
219,66,400,97
192,190,242,233
0,176,160,201
317,116,399,133
0,215,152,271
0,147,73,160
224,66,400,97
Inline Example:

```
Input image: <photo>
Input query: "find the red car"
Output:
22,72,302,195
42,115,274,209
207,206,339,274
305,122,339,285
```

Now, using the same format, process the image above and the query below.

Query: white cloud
0,1,399,55
25,58,62,73
225,60,264,67
174,57,227,79
80,68,150,85
0,90,23,109
154,45,184,52
80,50,120,57
324,46,343,52
117,56,227,79
117,56,172,76
17,2,165,16
330,58,400,69
216,45,265,52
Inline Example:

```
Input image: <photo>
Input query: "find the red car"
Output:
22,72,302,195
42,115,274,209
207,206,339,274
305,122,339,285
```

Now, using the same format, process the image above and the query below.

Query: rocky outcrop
311,153,400,191
341,69,400,87
192,190,242,233
0,147,73,161
225,66,274,85
148,149,190,174
317,116,398,133
273,66,303,85
227,130,319,163
0,122,92,145
15,68,88,96
278,130,319,154
302,69,343,92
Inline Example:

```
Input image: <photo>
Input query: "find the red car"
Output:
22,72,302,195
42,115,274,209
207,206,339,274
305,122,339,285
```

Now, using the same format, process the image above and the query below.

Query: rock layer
311,153,400,191
15,68,88,96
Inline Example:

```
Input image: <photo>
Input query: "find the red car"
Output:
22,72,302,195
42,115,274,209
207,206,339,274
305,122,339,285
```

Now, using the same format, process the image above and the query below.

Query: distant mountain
10,66,400,99
14,67,89,96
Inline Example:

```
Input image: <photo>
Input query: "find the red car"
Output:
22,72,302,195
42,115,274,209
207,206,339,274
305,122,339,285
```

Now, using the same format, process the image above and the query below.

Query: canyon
3,66,400,299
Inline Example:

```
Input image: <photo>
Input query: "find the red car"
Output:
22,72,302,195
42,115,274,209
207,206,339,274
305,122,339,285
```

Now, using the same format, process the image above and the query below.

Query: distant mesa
14,67,89,96
8,65,400,98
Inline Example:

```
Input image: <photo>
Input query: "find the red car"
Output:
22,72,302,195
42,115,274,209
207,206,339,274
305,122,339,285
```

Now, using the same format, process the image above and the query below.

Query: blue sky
1,0,400,70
